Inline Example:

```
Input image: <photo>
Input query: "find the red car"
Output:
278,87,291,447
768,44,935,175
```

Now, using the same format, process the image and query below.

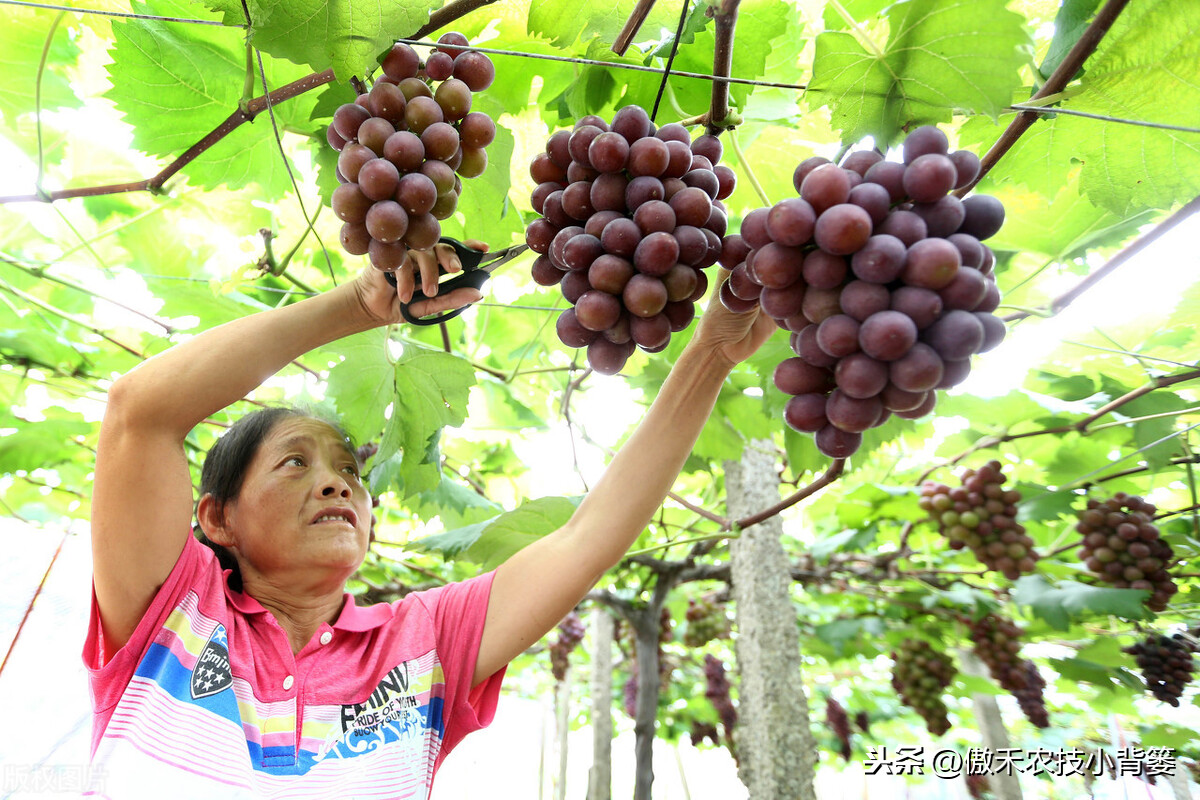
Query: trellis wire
2,0,228,25
4,2,1196,135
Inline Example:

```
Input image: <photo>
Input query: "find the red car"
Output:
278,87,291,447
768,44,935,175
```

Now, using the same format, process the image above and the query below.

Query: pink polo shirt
83,534,505,799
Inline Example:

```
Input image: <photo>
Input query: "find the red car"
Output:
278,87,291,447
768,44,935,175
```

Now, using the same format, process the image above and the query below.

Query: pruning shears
385,237,528,326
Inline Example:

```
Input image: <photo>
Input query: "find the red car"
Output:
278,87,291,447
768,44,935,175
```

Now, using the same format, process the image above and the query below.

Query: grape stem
706,0,740,135
728,129,771,207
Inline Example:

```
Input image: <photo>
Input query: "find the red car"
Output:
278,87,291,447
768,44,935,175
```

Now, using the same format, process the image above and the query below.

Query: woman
87,242,774,798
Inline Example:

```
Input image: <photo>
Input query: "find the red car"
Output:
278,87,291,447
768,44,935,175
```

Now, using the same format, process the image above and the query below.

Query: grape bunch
719,125,1006,458
548,611,587,682
703,654,738,744
1123,632,1196,706
689,720,721,747
918,460,1039,579
966,613,1050,726
1076,493,1177,611
890,639,955,736
1012,661,1050,728
524,107,735,374
326,34,497,270
965,773,990,800
683,594,731,647
825,697,852,760
854,710,871,735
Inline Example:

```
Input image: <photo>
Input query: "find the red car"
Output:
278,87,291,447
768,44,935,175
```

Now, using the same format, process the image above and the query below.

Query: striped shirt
83,535,504,799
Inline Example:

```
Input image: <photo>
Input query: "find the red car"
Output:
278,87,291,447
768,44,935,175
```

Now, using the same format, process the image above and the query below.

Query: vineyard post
553,667,572,800
727,443,816,799
586,609,614,800
959,650,1024,800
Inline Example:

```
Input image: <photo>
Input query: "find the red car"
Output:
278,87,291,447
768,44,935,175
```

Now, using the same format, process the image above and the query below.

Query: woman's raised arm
474,289,777,685
90,250,479,658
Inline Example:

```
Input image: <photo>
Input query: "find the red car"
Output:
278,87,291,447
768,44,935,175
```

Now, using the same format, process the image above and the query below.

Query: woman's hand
689,269,778,367
350,239,490,325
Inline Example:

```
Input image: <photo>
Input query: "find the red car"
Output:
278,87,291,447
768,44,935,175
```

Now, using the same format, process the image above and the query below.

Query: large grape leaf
105,0,320,195
807,0,1031,147
1013,574,1153,630
526,0,686,51
245,0,441,82
0,8,82,128
1055,0,1200,214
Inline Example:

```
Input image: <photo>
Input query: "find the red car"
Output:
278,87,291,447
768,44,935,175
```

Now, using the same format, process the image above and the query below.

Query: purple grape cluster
719,125,1006,458
1076,493,1177,611
703,654,738,744
967,613,1049,726
548,611,587,682
1013,661,1050,728
890,638,955,736
327,34,497,270
524,107,736,374
919,460,1039,579
1124,632,1196,706
825,697,852,760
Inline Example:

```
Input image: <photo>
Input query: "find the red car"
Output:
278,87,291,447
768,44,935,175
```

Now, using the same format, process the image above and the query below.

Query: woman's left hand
689,269,778,367
351,239,489,326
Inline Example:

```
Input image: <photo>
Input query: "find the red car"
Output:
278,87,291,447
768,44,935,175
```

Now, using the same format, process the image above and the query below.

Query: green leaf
1049,656,1143,692
0,8,82,128
326,328,394,445
246,0,440,82
1038,0,1101,80
0,417,92,473
1012,575,1153,630
807,0,1031,146
527,0,686,50
463,495,582,569
814,616,885,656
411,516,498,558
1061,0,1200,214
0,328,91,375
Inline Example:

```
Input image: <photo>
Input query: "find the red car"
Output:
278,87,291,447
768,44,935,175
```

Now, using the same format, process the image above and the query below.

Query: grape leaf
0,417,93,473
1012,574,1152,630
0,8,82,128
463,495,582,569
1037,0,1101,80
1060,0,1200,214
807,0,1031,147
526,0,685,51
245,0,441,82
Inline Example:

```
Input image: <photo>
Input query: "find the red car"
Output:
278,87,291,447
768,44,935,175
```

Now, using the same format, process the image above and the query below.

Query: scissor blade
478,244,530,273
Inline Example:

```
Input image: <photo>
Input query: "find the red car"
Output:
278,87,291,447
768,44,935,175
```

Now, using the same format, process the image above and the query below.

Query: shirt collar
222,569,393,632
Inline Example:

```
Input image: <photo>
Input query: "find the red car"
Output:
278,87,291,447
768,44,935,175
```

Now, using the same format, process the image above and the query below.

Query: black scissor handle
382,237,488,326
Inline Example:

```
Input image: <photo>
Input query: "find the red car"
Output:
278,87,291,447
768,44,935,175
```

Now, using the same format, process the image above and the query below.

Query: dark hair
195,406,356,592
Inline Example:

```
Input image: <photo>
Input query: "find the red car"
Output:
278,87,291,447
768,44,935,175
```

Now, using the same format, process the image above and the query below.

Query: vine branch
956,0,1131,196
613,0,658,56
706,0,740,134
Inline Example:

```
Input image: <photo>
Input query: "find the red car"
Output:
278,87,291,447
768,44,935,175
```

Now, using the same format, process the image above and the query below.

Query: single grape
863,160,906,203
959,195,1006,240
369,238,408,271
531,255,564,286
902,238,961,290
890,286,944,329
367,82,407,125
601,217,642,258
626,176,666,209
630,313,671,350
801,164,852,214
813,204,872,255
814,425,863,458
633,200,676,235
767,198,817,247
425,51,455,81
628,137,670,178
759,281,807,320
752,243,805,289
876,209,927,247
575,290,623,331
624,273,669,317
365,200,409,243
851,234,907,283
784,394,829,433
793,156,832,194
835,352,889,399
949,150,981,189
842,149,884,176
839,280,890,322
848,181,891,225
633,232,680,277
340,222,371,255
404,96,443,135
912,195,965,238
395,172,438,215
902,125,949,163
382,44,420,82
434,78,471,122
557,308,599,348
333,103,372,141
816,314,861,358
921,309,985,360
669,187,713,229
420,122,459,162
358,158,401,201
452,51,495,91
436,31,470,57
611,105,652,143
889,342,944,392
403,213,440,250
588,254,636,294
562,233,604,272
859,310,918,361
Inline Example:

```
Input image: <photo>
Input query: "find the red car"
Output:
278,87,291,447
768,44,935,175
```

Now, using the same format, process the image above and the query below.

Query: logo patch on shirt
191,626,232,699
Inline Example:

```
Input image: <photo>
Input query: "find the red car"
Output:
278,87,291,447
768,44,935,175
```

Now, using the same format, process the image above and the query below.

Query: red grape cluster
1012,661,1050,728
966,773,990,799
719,125,1006,458
966,613,1048,726
703,654,738,743
1124,632,1196,706
1076,493,1177,611
918,460,1038,579
682,594,731,647
327,34,497,270
825,697,852,760
689,720,721,747
854,710,871,735
548,611,587,682
524,107,735,374
890,639,955,736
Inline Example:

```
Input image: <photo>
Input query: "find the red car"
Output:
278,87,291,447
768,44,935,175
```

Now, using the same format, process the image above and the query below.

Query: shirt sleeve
82,534,215,754
411,570,506,771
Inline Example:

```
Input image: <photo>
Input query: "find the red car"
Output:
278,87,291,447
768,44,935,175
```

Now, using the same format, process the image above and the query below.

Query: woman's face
220,416,372,584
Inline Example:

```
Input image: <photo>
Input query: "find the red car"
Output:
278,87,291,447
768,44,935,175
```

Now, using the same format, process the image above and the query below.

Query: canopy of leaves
2,0,1198,766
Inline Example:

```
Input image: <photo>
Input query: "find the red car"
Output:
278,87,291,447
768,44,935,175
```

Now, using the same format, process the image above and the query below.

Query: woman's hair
195,406,356,592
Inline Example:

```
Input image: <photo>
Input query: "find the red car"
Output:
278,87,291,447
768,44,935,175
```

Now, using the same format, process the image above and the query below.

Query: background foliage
2,0,1199,785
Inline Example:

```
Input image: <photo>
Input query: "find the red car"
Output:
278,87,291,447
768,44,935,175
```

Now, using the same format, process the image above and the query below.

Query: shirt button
320,632,332,646
283,675,294,691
